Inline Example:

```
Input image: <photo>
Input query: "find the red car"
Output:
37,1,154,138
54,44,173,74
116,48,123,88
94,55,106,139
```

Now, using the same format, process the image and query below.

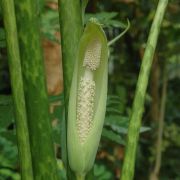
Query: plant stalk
57,0,83,177
76,174,85,180
108,19,130,46
150,65,168,180
1,0,33,179
121,0,168,180
14,0,58,179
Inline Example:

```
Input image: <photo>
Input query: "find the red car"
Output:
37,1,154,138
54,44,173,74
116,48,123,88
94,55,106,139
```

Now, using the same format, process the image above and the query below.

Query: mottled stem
14,0,58,179
121,0,168,180
1,0,33,179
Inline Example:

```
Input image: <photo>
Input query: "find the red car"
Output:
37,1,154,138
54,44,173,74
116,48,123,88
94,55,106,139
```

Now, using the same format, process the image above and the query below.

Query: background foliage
0,0,180,179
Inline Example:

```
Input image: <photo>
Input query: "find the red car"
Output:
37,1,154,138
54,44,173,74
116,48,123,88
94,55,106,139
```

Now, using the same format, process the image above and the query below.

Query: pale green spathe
68,19,109,176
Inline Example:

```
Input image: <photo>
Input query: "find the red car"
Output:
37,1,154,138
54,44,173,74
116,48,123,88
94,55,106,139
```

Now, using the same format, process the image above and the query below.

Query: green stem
76,174,85,180
58,0,83,105
58,0,83,177
121,0,168,180
14,1,58,179
1,0,33,179
151,65,168,179
108,19,130,46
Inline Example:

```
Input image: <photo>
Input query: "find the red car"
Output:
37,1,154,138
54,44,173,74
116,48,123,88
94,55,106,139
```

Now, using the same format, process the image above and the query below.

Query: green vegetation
0,0,180,180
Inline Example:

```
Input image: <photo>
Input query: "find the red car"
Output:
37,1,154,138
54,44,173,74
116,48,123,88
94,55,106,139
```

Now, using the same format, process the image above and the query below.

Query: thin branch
150,65,168,180
121,0,169,180
108,19,130,46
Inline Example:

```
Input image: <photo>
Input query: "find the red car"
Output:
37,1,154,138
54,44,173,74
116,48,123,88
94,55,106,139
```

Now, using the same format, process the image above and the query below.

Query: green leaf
0,28,6,47
41,9,60,42
93,164,112,180
0,168,20,180
139,127,151,133
102,128,125,145
85,12,126,28
0,95,14,129
105,115,129,127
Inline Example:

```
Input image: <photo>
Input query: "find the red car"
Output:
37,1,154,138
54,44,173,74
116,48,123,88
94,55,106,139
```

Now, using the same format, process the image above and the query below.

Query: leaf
102,128,125,145
0,28,6,40
48,94,64,104
0,28,6,48
0,129,17,144
0,95,12,105
105,124,128,134
104,115,150,135
105,115,129,127
0,95,14,129
41,9,60,42
85,12,126,28
0,135,18,168
0,168,20,180
49,94,64,145
139,127,151,133
107,96,124,107
106,107,123,115
93,164,113,180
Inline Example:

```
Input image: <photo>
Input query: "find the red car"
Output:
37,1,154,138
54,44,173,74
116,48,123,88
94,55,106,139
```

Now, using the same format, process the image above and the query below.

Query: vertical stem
57,0,83,176
150,66,168,180
76,174,85,180
1,0,33,179
58,0,82,99
14,0,58,179
121,0,168,180
149,56,160,180
150,55,160,124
